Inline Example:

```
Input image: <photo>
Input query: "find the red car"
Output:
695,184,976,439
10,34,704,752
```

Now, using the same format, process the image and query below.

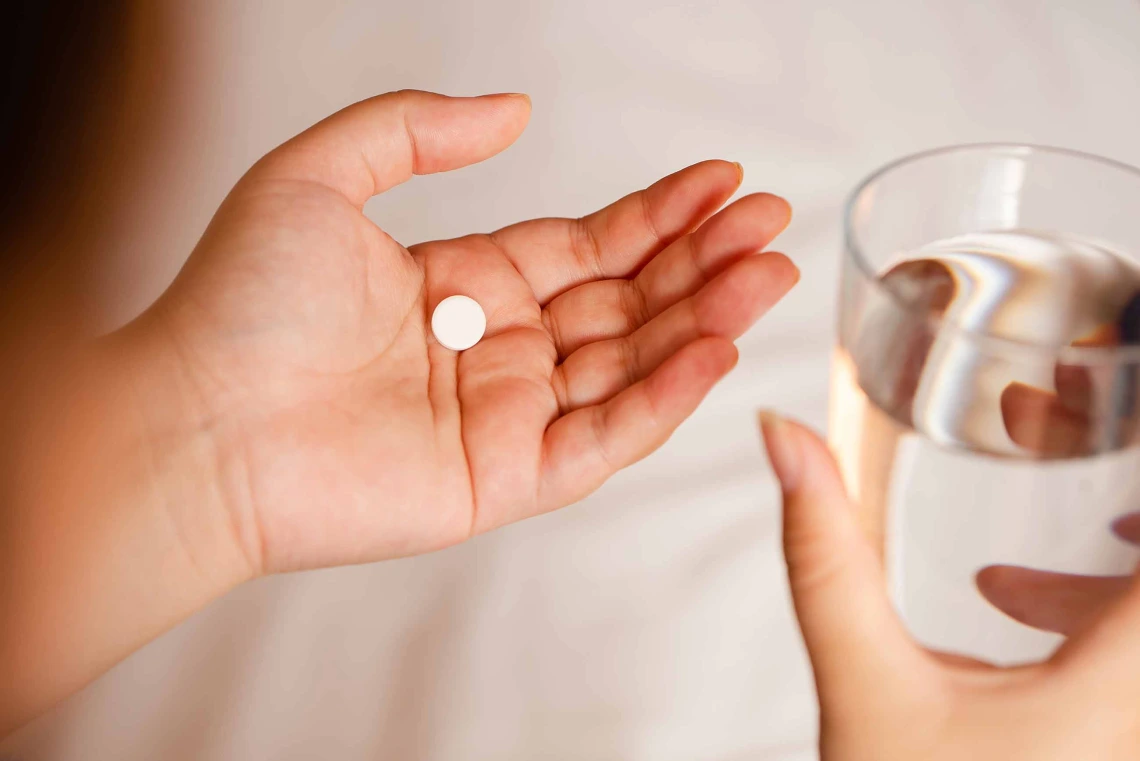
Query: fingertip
687,160,750,198
974,564,1011,597
731,192,792,241
757,191,793,232
973,565,1029,627
711,335,740,375
691,252,798,339
691,193,795,273
724,338,741,369
640,161,748,247
488,91,533,120
975,564,1079,632
759,410,802,493
758,250,801,289
1111,512,1140,544
977,565,1132,638
1000,381,1089,457
738,191,792,221
398,90,531,175
763,414,850,505
695,159,746,183
483,91,533,133
687,159,743,192
685,335,739,379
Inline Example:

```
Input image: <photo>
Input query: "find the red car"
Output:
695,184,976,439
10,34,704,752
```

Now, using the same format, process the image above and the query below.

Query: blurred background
5,1,1140,759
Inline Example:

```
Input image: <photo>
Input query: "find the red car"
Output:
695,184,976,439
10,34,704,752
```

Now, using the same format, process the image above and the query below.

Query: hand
2,90,797,732
136,90,797,574
761,412,1140,760
976,358,1140,635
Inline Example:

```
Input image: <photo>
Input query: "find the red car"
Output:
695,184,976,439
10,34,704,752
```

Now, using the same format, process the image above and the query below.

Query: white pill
431,295,487,351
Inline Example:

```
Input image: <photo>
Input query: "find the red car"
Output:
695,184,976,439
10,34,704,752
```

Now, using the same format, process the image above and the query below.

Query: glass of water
832,144,1140,664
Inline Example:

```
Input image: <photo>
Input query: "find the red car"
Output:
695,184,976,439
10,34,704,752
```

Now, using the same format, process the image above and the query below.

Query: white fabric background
8,1,1140,759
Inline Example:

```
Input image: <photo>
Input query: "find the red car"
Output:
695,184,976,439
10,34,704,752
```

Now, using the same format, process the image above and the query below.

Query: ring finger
553,251,798,412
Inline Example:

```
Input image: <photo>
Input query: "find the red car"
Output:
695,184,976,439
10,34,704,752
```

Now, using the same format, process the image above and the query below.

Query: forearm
0,324,253,734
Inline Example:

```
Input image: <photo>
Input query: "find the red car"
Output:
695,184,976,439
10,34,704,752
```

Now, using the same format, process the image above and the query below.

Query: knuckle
571,217,605,279
620,280,652,331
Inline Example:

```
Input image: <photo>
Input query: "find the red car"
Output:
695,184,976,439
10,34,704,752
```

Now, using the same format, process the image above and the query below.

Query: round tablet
431,295,487,351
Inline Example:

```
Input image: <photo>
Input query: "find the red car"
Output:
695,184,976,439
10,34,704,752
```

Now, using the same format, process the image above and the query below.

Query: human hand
2,90,798,731
975,355,1140,635
761,412,1140,760
132,90,797,576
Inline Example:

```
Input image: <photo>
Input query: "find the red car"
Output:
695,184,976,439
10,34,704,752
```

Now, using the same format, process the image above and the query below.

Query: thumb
246,89,532,208
759,411,923,707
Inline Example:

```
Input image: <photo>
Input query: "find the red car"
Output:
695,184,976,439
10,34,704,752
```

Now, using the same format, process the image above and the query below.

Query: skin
0,90,797,734
762,412,1140,760
855,276,1140,637
978,362,1140,636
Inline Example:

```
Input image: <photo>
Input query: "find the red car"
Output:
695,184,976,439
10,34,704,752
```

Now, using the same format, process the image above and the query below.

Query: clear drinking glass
832,144,1140,664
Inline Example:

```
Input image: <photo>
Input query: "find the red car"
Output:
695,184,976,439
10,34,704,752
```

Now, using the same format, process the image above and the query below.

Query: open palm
144,91,795,574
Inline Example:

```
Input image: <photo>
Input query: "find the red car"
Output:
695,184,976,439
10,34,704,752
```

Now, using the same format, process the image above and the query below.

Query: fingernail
733,161,745,183
501,92,531,103
758,409,802,492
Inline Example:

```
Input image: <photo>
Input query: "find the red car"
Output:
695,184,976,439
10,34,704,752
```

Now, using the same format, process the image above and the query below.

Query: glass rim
842,142,1140,367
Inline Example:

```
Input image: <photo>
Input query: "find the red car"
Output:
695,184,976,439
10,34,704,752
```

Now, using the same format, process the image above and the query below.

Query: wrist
105,319,262,585
1,318,255,731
